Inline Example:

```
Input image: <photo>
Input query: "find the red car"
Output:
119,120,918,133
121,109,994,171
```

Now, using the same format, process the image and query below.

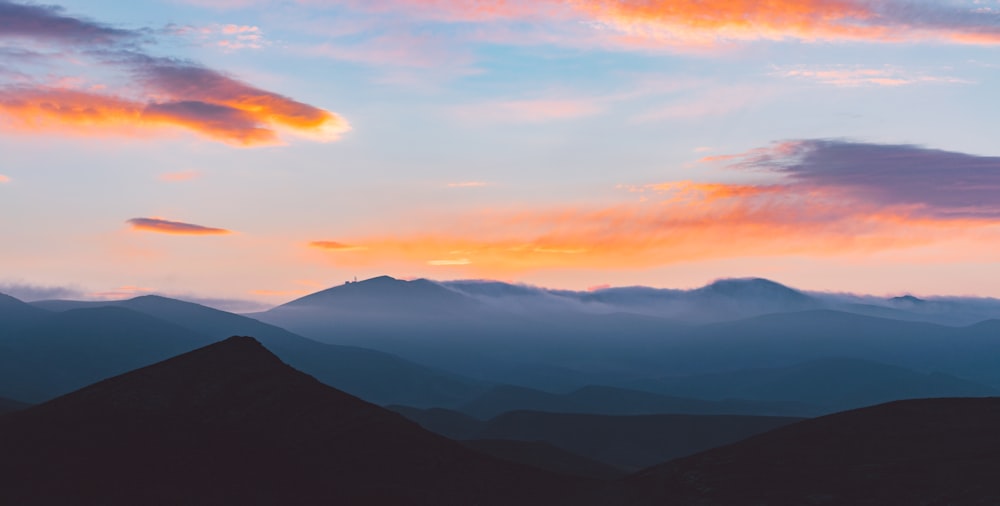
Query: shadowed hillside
628,397,1000,505
392,406,802,471
0,337,609,505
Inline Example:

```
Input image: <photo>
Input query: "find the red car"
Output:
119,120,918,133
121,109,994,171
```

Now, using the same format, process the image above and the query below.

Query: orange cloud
309,240,367,251
447,181,490,188
0,174,9,184
310,163,1000,275
0,86,324,146
127,217,232,236
346,0,1000,47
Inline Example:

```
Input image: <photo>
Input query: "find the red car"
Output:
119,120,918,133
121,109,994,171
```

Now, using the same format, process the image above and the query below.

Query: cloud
158,170,200,182
169,23,266,51
454,98,603,123
718,139,1000,219
774,65,970,87
0,1,349,146
127,217,233,235
447,181,490,188
323,0,1000,48
0,0,140,45
309,240,367,251
0,174,9,183
428,258,472,266
0,282,83,300
308,140,1000,274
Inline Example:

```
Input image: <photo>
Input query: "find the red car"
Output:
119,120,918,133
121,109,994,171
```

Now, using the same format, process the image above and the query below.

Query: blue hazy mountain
253,278,1000,401
628,397,1000,505
0,337,600,505
28,294,487,407
621,357,998,414
0,306,213,402
0,293,51,332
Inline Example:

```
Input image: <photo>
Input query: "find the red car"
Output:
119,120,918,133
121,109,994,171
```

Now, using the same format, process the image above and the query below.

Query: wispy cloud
454,98,602,123
169,23,267,51
0,174,9,183
447,181,490,188
0,281,83,300
309,240,367,251
321,0,1000,49
127,217,233,235
774,65,970,87
0,0,349,146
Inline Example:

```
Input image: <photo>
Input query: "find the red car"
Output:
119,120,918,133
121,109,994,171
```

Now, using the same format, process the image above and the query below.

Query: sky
2,0,1000,310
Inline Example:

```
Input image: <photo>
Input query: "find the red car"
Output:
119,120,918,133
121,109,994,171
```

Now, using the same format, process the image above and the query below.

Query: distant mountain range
7,274,999,416
5,294,484,406
251,275,1000,395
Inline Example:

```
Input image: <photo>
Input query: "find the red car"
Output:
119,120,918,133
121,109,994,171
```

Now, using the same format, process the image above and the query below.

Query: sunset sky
2,0,1000,309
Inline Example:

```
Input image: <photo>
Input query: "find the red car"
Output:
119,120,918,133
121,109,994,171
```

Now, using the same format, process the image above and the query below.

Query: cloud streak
0,1,349,146
335,0,1000,48
127,217,233,235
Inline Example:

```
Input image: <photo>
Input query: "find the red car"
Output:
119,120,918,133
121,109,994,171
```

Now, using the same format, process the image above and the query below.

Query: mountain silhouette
628,397,1000,505
0,336,605,505
462,439,626,480
392,406,802,471
0,396,28,414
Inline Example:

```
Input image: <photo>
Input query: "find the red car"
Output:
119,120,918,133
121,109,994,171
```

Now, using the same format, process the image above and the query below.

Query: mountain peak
698,278,812,302
0,336,592,505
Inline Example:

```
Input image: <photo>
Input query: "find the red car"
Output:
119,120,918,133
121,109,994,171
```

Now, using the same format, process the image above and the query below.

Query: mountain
0,336,607,505
392,406,802,471
476,411,802,471
459,385,818,419
628,397,1000,505
462,439,626,480
0,306,213,402
623,357,998,414
0,396,29,414
32,294,487,407
0,292,50,331
267,275,480,317
577,278,820,323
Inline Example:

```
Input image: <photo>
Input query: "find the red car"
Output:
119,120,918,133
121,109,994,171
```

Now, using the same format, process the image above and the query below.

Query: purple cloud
0,0,138,45
730,139,1000,219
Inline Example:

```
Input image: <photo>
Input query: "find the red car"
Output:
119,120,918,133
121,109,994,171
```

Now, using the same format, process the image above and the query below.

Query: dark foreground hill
0,396,29,414
0,337,605,506
392,406,803,471
627,397,1000,505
